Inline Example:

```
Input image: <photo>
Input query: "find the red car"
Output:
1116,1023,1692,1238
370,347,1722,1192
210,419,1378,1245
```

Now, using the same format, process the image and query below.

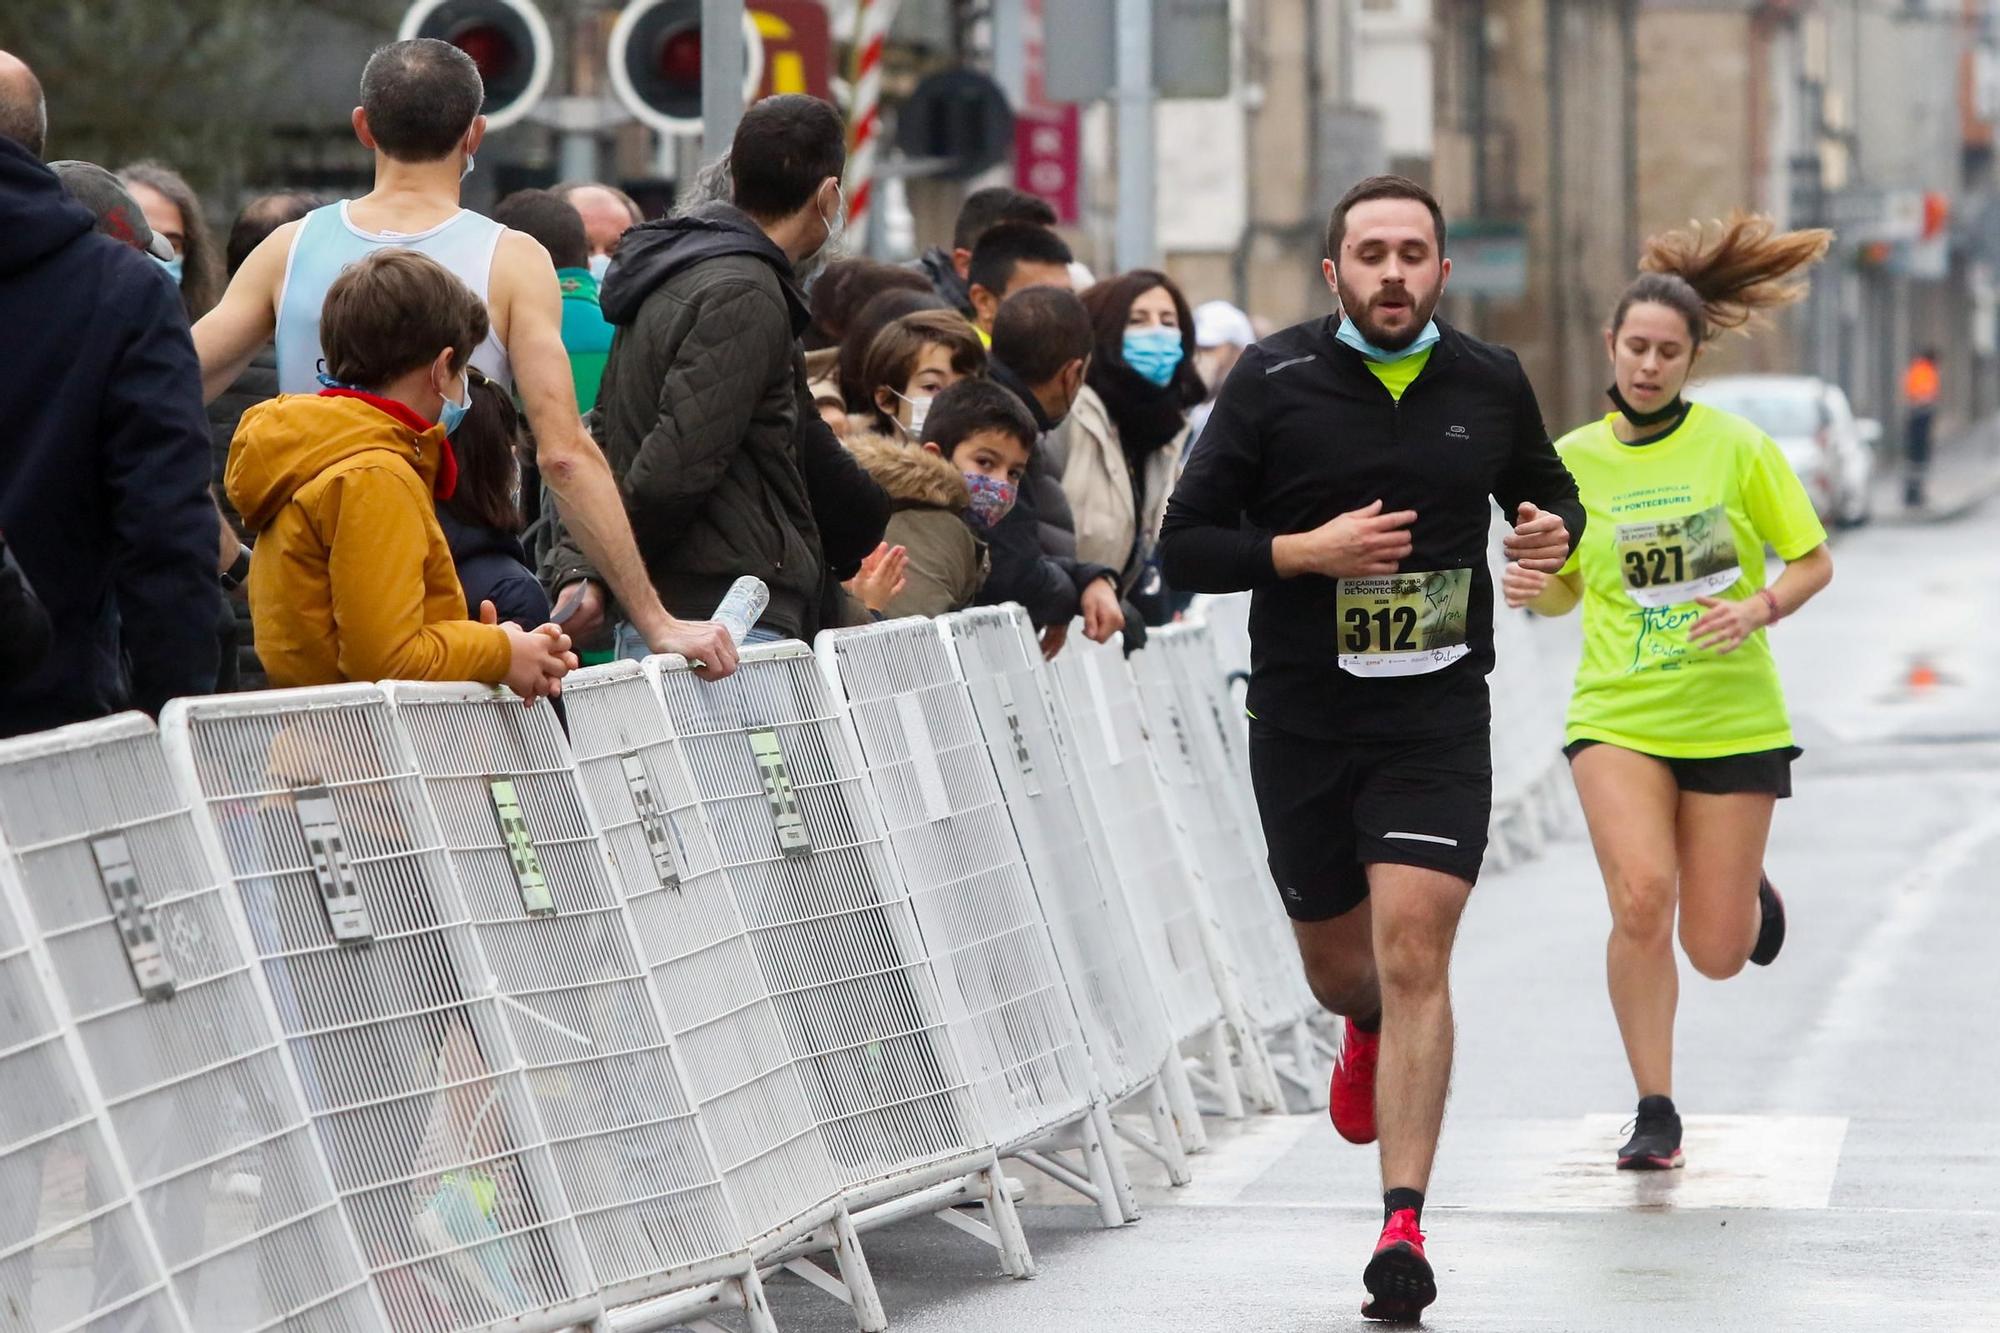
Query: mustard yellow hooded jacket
226,390,511,689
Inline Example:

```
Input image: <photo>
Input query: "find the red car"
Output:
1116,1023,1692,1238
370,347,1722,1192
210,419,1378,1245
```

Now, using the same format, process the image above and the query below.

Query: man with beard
1158,175,1584,1323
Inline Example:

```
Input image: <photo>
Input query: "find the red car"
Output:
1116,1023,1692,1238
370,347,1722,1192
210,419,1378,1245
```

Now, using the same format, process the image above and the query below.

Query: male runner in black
1158,175,1583,1323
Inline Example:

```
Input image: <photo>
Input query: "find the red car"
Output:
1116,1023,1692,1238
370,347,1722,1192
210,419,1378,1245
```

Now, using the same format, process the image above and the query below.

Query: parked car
1687,374,1881,527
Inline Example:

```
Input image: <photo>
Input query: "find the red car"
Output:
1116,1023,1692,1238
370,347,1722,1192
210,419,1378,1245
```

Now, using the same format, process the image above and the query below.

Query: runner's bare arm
493,234,667,638
192,220,295,404
491,233,738,677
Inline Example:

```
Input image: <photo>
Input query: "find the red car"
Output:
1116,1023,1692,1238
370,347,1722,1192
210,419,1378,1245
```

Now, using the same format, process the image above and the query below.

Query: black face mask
1608,382,1687,428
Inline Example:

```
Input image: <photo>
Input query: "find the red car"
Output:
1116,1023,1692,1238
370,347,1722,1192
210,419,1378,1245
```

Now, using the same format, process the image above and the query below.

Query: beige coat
1046,384,1187,589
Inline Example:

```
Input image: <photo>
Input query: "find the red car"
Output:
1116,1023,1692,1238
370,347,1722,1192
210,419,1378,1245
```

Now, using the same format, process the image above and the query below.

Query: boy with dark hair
227,249,574,701
967,222,1075,335
915,186,1060,316
849,379,1040,618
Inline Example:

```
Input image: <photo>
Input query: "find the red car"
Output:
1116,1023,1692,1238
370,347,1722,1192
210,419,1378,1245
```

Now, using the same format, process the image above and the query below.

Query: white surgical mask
892,389,933,440
588,253,612,281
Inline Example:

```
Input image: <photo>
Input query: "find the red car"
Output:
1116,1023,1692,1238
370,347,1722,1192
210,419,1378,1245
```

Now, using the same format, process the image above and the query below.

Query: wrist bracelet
1757,587,1782,624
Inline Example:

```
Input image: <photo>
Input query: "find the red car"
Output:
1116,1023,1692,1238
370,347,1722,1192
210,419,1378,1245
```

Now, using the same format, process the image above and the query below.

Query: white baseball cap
1195,300,1256,349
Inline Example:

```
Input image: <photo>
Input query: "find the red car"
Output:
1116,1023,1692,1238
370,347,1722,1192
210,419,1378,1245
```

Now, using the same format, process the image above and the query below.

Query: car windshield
1695,385,1823,437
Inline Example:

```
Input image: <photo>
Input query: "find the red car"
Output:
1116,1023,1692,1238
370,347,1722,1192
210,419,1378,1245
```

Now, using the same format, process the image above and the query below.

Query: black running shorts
1247,718,1492,922
1562,739,1800,798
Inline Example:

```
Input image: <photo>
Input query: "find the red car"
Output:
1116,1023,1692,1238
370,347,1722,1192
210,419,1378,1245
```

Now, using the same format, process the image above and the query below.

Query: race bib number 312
1614,504,1740,608
1336,568,1472,678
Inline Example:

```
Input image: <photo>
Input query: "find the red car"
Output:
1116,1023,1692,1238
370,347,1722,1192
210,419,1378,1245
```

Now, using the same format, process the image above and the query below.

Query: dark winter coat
989,358,1084,563
208,343,278,687
914,246,975,318
548,204,827,637
0,138,219,735
437,507,552,630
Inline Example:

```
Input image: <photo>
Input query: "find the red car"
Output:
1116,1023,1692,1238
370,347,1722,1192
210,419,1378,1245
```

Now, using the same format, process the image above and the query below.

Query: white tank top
274,201,512,395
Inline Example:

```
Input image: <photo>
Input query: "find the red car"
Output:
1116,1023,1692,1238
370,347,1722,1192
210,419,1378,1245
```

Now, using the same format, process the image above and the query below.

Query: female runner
1504,215,1836,1169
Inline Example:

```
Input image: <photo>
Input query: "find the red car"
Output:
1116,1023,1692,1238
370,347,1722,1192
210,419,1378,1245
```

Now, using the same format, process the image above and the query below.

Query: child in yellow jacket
227,249,573,701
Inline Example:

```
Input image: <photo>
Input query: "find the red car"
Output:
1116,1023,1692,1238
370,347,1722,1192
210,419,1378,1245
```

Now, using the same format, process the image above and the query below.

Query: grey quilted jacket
549,205,825,637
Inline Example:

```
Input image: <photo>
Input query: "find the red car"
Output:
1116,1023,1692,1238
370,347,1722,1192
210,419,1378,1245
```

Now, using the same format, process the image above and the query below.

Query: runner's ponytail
1612,213,1833,348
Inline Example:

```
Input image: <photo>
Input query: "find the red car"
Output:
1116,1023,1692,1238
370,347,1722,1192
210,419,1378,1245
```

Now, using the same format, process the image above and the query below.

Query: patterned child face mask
961,472,1017,529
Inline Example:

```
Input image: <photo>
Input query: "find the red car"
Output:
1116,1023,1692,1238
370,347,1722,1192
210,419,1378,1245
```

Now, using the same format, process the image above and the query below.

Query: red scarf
317,387,460,500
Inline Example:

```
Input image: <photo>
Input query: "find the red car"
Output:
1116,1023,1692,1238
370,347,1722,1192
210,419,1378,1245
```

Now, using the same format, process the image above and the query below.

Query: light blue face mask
1336,314,1441,363
588,253,612,282
154,253,184,283
1123,326,1185,388
437,373,472,436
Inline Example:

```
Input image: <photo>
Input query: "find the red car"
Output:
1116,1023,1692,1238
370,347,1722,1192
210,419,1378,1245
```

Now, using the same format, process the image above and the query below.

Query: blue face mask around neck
1336,314,1441,363
1122,326,1185,388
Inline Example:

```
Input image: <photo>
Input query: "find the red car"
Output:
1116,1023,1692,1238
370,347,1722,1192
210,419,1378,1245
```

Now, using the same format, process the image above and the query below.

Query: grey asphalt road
756,506,2000,1331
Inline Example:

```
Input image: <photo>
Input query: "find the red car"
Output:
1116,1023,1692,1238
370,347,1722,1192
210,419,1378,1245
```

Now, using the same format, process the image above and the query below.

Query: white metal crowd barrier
817,618,1131,1228
941,606,1200,1178
641,644,1035,1277
0,824,189,1333
1143,625,1331,1110
0,715,384,1332
160,687,606,1333
560,660,885,1329
380,683,785,1331
1041,630,1271,1123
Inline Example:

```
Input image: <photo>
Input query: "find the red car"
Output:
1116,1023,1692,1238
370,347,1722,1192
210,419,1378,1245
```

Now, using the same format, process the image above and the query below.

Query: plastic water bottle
712,576,770,647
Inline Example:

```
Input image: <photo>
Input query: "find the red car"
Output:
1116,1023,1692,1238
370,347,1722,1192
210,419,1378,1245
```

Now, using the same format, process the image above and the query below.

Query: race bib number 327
1336,568,1472,678
1614,503,1740,608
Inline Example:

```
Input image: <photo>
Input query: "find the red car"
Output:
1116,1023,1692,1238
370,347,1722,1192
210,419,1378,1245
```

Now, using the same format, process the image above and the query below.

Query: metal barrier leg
1292,1018,1329,1109
1207,1024,1248,1120
982,1158,1038,1278
829,1208,888,1331
1144,1079,1195,1185
1082,1101,1139,1225
1161,1051,1209,1154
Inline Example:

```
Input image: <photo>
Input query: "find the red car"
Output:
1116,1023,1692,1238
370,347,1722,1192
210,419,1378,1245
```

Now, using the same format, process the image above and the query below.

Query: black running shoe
1750,875,1786,966
1617,1095,1684,1171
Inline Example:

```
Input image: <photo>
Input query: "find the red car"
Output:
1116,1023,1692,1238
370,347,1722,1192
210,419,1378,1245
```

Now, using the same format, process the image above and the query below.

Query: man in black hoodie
547,95,875,646
0,53,218,735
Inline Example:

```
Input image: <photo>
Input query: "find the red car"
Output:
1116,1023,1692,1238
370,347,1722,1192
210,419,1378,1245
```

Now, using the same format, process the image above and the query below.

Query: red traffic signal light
399,0,553,131
609,0,764,133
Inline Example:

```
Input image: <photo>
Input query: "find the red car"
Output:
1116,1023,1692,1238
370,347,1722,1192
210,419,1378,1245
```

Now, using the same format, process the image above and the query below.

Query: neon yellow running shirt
1555,403,1827,758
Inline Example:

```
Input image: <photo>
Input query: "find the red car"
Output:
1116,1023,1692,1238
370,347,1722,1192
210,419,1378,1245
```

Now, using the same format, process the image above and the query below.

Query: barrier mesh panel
162,688,594,1333
652,646,981,1192
943,608,1174,1105
562,662,845,1250
0,859,181,1333
384,685,746,1305
0,715,379,1332
1141,629,1318,1033
1044,633,1224,1044
821,620,1094,1152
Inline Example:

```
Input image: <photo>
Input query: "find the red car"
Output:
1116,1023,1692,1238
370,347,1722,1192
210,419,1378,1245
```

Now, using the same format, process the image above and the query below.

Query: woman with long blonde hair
1504,215,1836,1170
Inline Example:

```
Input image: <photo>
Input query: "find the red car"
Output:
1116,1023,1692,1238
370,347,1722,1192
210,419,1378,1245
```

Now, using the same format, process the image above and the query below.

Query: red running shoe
1361,1209,1436,1323
1329,1019,1379,1145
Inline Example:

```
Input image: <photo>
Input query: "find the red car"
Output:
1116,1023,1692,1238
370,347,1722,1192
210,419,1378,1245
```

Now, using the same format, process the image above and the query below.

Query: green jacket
557,267,615,414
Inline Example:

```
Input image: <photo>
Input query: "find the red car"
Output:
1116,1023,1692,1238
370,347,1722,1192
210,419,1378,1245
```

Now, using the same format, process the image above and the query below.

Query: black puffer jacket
548,205,827,637
990,359,1080,561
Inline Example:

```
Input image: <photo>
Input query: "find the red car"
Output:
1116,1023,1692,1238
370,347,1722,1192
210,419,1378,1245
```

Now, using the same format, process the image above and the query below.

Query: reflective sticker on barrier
89,832,176,1002
994,673,1041,797
620,752,682,892
749,727,813,856
294,784,374,945
1081,648,1122,766
894,692,952,824
488,777,555,916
